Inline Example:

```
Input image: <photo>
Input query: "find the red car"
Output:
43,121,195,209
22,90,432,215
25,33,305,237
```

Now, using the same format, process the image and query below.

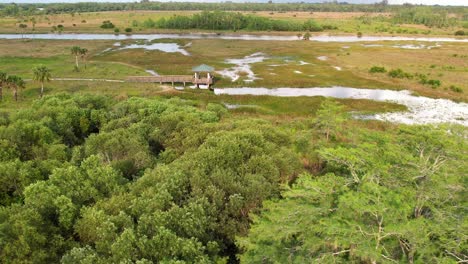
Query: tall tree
33,66,51,98
18,23,27,39
79,48,88,69
70,46,81,69
6,75,25,101
0,71,7,101
314,98,347,141
30,18,36,31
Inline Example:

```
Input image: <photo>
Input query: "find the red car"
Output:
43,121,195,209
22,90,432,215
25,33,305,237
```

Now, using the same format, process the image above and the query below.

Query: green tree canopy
238,125,467,263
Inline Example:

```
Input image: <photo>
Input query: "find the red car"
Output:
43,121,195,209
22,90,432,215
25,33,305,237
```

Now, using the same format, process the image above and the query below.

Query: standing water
0,33,466,43
214,87,468,126
120,43,190,55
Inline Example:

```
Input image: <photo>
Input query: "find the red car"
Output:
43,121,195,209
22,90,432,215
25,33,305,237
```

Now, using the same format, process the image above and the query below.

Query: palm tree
18,23,27,39
33,66,51,98
0,71,7,101
71,46,81,69
79,48,88,69
31,18,36,31
6,75,25,102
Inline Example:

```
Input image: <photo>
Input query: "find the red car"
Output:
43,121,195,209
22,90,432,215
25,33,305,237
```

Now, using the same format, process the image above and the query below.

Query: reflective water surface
214,87,468,126
1,33,466,43
120,43,190,55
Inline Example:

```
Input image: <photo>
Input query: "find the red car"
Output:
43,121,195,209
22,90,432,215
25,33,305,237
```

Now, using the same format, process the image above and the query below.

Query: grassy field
1,38,466,94
0,10,465,36
94,38,397,88
93,38,467,100
0,36,465,117
332,42,468,101
0,39,148,79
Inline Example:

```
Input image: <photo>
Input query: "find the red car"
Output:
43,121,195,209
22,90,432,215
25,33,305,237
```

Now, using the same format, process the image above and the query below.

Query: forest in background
0,94,466,263
140,11,325,31
1,2,468,15
1,3,467,31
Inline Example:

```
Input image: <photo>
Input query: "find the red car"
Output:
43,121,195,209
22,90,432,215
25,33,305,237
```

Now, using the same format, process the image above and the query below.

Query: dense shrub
418,74,442,88
449,85,463,93
322,24,338,30
427,79,441,88
303,19,323,31
369,66,386,73
100,20,114,29
388,68,413,79
142,18,156,28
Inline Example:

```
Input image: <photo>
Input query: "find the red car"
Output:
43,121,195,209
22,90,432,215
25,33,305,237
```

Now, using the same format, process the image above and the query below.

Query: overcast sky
389,0,466,5
0,0,466,6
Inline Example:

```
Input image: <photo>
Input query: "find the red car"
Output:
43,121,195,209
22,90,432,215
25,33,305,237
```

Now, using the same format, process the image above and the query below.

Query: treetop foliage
238,124,467,263
0,94,465,263
0,94,301,263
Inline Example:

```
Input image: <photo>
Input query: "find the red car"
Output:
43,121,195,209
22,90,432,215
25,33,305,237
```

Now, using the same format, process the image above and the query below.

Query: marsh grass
169,89,406,117
0,37,462,116
333,42,468,101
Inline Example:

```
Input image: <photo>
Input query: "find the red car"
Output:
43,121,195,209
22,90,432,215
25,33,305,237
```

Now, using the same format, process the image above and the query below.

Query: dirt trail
26,78,179,94
51,78,125,82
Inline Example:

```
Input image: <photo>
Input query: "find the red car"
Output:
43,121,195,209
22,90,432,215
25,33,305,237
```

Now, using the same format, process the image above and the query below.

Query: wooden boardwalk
126,75,213,86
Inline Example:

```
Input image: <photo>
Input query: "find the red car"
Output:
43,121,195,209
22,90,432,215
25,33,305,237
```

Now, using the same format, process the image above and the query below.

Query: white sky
0,0,466,6
389,0,467,5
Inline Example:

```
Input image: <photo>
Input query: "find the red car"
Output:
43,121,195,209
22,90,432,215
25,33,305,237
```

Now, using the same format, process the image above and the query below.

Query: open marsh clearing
214,87,468,125
0,36,466,125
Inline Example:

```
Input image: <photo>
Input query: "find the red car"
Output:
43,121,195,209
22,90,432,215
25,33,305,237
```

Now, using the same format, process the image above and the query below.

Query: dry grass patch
332,42,468,101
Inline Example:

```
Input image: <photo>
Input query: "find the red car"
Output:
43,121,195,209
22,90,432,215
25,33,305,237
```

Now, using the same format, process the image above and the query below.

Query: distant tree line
1,2,467,17
393,7,459,28
143,11,324,31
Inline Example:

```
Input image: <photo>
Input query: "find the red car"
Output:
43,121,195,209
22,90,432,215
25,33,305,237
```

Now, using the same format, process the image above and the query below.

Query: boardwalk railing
126,75,213,86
